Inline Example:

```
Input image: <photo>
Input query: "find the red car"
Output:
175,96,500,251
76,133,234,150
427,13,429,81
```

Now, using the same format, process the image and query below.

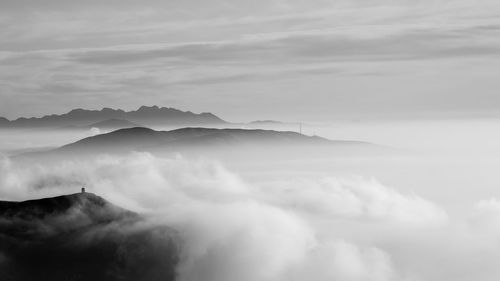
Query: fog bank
2,152,500,281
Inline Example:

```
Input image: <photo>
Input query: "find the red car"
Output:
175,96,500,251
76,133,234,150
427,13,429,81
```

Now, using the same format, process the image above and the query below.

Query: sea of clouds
1,152,500,281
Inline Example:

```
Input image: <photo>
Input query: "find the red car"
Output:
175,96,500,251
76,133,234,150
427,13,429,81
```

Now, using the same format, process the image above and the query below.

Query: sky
1,0,500,122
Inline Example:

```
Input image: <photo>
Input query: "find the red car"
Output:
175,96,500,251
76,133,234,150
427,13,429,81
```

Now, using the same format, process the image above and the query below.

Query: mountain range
0,192,179,281
0,106,227,129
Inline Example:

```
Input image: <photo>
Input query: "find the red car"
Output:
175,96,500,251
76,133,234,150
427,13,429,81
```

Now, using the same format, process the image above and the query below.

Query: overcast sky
1,0,500,122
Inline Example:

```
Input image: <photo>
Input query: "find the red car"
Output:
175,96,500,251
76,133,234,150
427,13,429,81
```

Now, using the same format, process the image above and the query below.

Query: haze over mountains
0,106,227,129
51,127,373,155
0,105,388,161
82,119,142,130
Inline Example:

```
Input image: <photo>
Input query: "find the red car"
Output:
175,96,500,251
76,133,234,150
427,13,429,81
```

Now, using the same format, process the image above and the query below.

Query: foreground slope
0,192,179,281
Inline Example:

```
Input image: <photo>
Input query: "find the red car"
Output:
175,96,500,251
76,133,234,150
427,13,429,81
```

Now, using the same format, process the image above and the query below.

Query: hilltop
0,192,179,281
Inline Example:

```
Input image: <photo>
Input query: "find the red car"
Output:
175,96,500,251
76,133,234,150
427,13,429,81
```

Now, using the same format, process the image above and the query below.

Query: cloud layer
3,152,500,281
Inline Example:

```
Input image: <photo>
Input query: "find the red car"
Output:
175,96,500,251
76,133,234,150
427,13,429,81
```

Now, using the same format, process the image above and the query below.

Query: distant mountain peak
109,126,157,135
0,105,228,128
68,108,85,113
200,112,217,117
137,105,160,111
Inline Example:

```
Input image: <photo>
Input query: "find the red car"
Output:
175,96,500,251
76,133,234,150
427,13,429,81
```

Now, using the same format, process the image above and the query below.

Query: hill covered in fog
0,192,179,281
52,127,372,154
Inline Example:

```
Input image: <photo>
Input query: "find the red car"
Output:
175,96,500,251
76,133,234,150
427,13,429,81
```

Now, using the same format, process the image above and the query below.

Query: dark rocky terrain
0,192,179,281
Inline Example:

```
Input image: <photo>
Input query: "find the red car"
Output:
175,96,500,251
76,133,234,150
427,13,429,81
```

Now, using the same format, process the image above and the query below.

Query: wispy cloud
1,0,500,119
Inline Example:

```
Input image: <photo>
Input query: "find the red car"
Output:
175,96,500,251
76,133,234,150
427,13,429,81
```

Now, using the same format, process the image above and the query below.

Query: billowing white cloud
469,198,500,233
0,153,467,281
172,202,315,281
287,240,396,281
259,177,448,226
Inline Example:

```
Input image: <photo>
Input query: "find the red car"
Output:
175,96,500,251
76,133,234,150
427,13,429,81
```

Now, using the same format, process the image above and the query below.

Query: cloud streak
64,26,500,66
2,0,500,120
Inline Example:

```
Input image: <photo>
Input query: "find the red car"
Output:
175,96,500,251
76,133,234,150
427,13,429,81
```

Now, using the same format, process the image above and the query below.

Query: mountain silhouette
0,117,9,125
0,106,227,128
50,127,371,155
0,192,179,281
85,118,142,130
